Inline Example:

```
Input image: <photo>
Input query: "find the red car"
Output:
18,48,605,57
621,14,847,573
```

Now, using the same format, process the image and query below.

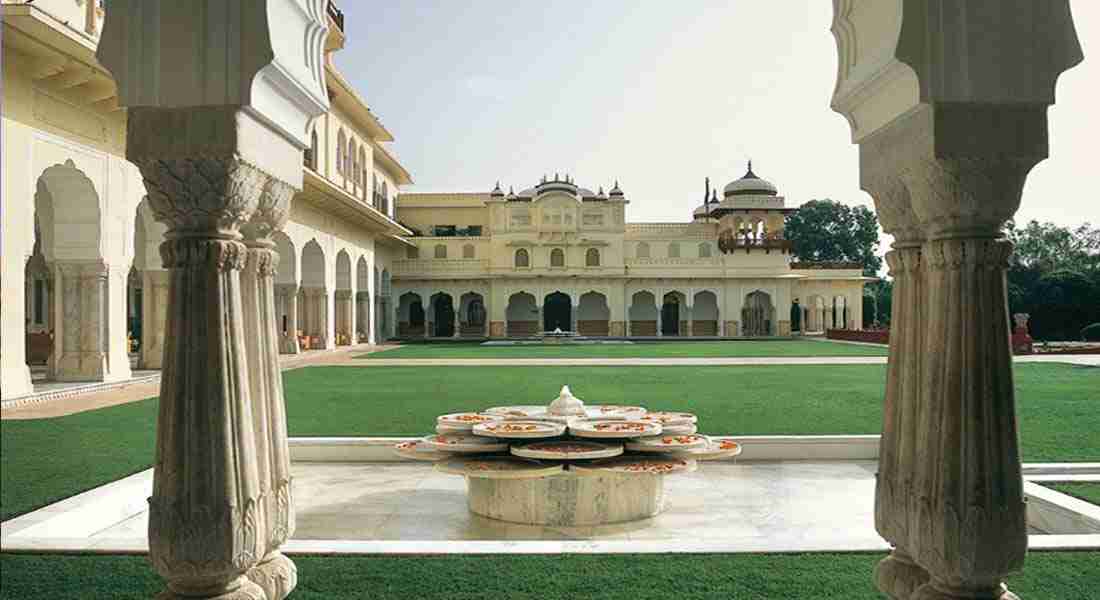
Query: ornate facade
391,168,870,339
2,0,411,402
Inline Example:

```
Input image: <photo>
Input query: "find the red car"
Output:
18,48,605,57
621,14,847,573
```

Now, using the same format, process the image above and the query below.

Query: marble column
278,285,300,355
241,178,297,600
356,291,369,343
864,175,930,600
54,260,109,381
905,146,1036,600
134,151,268,600
141,269,170,369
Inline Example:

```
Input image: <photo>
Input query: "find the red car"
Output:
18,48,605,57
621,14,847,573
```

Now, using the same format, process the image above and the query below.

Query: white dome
723,162,777,197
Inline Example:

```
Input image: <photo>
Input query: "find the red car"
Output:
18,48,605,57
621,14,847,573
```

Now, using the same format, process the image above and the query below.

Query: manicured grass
0,398,158,522
2,552,1098,599
2,363,1095,522
1049,483,1100,506
283,363,1099,462
360,340,888,359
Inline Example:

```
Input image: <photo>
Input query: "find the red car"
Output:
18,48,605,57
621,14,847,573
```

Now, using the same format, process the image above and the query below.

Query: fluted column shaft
136,154,268,600
240,176,298,599
874,238,930,599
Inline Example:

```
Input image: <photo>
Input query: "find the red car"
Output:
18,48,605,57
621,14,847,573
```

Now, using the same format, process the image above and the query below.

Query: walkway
333,354,1100,368
1,345,385,419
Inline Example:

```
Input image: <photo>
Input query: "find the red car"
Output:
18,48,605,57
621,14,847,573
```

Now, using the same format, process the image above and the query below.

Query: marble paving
4,459,1098,554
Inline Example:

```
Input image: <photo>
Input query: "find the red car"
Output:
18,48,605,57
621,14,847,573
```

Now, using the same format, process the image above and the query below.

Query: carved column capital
243,178,297,246
134,155,269,239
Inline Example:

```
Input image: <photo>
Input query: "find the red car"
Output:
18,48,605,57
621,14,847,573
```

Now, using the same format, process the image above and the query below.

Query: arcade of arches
390,281,862,338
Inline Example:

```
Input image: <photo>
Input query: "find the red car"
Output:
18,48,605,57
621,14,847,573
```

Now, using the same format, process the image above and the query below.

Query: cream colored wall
398,205,487,235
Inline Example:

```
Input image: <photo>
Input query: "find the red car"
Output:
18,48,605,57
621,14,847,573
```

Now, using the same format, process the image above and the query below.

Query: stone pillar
141,269,170,369
135,150,268,600
777,321,791,336
356,291,369,343
241,179,298,600
724,320,738,337
655,308,662,337
334,290,351,345
609,321,625,337
490,321,505,338
278,285,301,354
905,150,1035,600
570,304,579,333
54,260,110,381
685,312,693,337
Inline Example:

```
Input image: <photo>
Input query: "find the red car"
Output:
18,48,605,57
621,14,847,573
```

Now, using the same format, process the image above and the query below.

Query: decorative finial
554,172,559,182
598,186,604,195
509,185,514,194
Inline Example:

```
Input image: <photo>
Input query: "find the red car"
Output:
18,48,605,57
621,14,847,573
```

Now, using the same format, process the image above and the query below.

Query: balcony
327,1,344,32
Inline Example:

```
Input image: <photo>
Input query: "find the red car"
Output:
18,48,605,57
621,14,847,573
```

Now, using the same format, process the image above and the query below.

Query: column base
875,550,930,599
912,581,1016,600
609,321,625,337
160,576,265,600
246,551,297,600
0,364,34,400
489,321,505,337
777,320,791,336
55,352,108,381
724,321,739,336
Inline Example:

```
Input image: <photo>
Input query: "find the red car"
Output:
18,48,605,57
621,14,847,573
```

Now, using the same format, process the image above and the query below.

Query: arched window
350,139,358,183
359,147,367,195
585,248,600,266
550,248,565,267
636,242,650,259
406,246,419,259
434,244,447,259
668,242,681,258
336,129,346,174
698,242,712,258
309,129,319,170
514,248,530,268
463,244,475,259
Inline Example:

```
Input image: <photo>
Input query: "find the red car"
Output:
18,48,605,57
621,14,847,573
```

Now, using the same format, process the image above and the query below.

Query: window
550,248,565,267
463,244,475,259
636,242,650,259
350,139,358,182
336,129,346,174
585,248,600,267
515,248,530,268
406,246,419,259
668,242,681,258
433,225,457,237
698,242,712,258
434,244,447,259
309,129,319,170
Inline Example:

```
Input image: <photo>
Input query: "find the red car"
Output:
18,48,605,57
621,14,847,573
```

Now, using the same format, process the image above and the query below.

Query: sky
334,1,1099,232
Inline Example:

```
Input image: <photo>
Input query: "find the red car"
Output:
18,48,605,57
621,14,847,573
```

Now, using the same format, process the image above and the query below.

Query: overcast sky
335,1,1098,231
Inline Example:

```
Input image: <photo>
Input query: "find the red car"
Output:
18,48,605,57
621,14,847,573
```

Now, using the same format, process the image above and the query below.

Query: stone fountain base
466,471,666,526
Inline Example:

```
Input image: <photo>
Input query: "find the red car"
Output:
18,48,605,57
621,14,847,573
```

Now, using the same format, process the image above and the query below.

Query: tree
1004,221,1100,340
784,199,882,276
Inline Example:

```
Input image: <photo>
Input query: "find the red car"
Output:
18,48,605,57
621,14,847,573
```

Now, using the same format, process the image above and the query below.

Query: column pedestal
54,261,110,381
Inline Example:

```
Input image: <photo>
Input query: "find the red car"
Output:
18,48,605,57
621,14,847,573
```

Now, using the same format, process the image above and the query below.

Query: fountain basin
466,471,667,526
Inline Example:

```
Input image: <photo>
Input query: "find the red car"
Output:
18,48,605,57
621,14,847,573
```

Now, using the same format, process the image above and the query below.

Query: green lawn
360,340,888,359
2,363,1096,522
1049,483,1100,506
2,552,1098,600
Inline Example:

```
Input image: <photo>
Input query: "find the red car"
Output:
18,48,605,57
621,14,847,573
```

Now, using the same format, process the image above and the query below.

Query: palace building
390,168,871,340
2,0,867,402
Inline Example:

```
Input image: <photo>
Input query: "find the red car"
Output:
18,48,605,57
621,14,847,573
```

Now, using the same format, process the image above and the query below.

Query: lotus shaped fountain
547,385,585,416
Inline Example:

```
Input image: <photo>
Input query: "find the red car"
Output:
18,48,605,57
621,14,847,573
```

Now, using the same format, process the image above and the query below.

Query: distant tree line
784,201,1099,340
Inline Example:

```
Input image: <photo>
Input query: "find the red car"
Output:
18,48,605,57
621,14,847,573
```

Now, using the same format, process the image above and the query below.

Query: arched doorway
661,292,685,336
356,256,370,343
459,292,486,337
742,290,774,337
692,291,719,336
543,291,571,332
398,292,425,337
628,291,658,336
577,291,610,336
335,250,352,345
431,292,455,338
506,292,538,337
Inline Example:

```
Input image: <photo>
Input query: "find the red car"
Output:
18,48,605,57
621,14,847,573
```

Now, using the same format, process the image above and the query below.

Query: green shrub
1082,323,1100,342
